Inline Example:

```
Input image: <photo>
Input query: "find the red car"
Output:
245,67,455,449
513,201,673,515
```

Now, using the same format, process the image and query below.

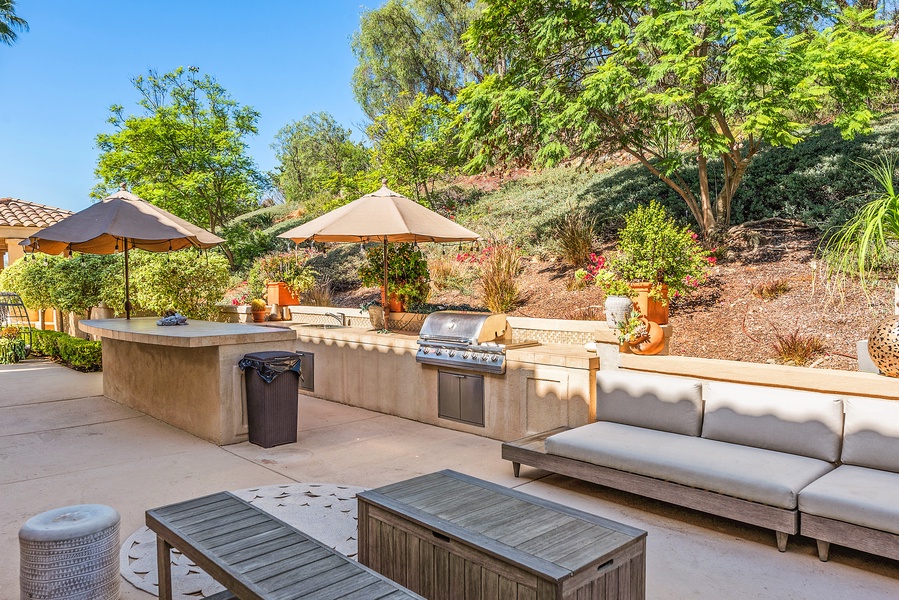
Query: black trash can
238,351,302,448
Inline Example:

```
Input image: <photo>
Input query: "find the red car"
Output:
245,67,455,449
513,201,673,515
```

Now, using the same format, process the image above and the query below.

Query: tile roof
0,198,73,229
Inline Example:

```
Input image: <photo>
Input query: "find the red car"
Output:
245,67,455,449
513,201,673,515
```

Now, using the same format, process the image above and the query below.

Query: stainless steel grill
415,311,537,374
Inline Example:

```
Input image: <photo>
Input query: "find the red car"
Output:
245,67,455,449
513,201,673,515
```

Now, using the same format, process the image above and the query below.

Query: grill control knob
449,350,456,357
435,348,442,356
491,355,499,363
422,347,430,355
463,352,470,359
481,354,489,362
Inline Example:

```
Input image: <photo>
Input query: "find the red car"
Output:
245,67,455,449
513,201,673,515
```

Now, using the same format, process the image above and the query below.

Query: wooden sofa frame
801,514,899,562
502,428,796,552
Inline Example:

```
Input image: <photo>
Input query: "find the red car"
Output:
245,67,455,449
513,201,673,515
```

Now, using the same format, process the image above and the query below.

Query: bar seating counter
80,318,296,445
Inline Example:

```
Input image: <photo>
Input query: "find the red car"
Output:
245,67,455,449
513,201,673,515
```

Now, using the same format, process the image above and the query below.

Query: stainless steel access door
438,371,485,427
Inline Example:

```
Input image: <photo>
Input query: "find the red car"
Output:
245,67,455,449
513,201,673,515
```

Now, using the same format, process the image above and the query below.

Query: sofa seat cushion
799,465,899,536
545,422,835,509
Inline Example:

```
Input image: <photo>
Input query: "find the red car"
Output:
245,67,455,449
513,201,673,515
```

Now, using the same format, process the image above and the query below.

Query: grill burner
415,311,537,374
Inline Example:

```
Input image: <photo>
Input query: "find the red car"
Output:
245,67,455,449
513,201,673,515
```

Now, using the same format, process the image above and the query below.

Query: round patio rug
119,483,366,599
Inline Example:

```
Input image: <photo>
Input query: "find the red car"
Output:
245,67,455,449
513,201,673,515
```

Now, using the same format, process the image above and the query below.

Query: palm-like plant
0,0,28,46
824,157,899,297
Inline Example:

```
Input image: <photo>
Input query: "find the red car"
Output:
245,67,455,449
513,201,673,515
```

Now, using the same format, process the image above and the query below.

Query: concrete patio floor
2,359,898,599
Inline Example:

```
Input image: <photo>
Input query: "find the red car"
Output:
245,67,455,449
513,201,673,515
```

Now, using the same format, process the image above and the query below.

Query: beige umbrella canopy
21,185,224,319
278,182,479,320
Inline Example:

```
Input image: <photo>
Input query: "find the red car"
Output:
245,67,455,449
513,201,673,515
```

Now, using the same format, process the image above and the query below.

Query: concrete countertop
287,324,598,369
80,318,297,348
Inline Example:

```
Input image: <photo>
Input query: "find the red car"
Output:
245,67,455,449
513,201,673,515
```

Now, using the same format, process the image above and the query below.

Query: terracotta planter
387,293,404,313
630,282,668,325
266,282,301,306
251,310,266,323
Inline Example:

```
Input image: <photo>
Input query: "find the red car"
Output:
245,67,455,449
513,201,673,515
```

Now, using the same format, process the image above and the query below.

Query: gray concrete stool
19,504,120,600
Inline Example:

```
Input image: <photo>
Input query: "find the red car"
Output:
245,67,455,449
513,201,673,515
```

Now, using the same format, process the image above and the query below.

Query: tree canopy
94,67,264,244
0,0,27,46
460,0,899,237
271,112,371,203
369,93,460,205
352,0,485,120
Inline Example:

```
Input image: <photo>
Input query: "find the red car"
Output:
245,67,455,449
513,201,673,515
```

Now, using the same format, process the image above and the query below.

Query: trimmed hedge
30,329,102,372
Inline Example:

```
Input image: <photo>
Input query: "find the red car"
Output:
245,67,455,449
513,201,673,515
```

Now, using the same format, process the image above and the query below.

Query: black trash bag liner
238,351,303,384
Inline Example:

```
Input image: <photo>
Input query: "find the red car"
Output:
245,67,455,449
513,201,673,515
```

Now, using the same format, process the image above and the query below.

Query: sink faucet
324,312,346,326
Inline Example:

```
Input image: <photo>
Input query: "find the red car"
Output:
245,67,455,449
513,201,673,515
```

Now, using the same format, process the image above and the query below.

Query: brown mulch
333,221,895,371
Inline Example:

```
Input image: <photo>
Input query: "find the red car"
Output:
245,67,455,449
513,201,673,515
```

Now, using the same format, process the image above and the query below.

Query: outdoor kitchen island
291,320,598,441
80,318,296,445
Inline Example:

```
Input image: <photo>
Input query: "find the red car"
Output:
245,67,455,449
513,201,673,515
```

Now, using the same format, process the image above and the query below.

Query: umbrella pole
124,239,132,320
382,237,389,330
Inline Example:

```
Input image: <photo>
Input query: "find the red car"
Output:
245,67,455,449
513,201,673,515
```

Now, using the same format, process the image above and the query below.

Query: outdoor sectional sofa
502,370,899,561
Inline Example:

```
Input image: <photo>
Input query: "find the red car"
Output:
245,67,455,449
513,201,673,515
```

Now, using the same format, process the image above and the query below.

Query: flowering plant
230,287,253,306
607,201,712,302
248,252,317,299
359,243,430,306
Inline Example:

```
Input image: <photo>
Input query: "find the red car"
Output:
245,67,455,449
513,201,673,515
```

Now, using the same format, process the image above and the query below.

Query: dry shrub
752,278,790,299
480,242,523,312
303,278,333,306
428,255,462,290
771,326,825,366
556,206,596,266
563,305,604,320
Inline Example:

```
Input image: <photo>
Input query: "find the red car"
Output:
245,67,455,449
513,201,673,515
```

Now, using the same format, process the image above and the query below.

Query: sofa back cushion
841,397,899,473
595,371,703,436
701,382,843,462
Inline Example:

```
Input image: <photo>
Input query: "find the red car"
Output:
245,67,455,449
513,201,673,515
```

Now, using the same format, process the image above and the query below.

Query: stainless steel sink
298,323,348,329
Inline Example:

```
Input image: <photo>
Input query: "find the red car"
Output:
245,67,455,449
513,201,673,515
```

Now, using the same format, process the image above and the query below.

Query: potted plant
360,300,385,330
250,298,267,323
614,309,665,355
249,253,317,306
607,201,711,324
358,243,430,312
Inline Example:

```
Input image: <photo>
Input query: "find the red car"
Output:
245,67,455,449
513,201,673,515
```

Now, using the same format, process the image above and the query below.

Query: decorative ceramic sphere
867,316,899,377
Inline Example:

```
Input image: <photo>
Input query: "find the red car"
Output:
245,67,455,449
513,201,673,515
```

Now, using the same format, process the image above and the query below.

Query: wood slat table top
147,491,423,600
358,470,647,581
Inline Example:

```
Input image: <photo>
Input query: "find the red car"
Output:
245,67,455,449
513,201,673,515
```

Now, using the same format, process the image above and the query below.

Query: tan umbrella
278,181,479,323
21,185,224,319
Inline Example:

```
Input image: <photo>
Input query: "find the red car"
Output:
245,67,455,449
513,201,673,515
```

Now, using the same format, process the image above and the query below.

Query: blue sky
0,1,378,213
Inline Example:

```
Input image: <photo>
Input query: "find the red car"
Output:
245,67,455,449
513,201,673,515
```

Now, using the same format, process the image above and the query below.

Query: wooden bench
146,491,424,600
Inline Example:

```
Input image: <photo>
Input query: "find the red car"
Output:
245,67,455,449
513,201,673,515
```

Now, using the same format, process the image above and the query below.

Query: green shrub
30,329,65,358
128,250,231,320
0,337,27,364
29,329,101,371
56,335,102,371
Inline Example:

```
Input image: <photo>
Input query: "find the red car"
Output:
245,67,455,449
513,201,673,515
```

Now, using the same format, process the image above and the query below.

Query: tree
352,0,485,120
94,67,264,260
0,255,61,310
271,112,371,203
0,0,28,46
369,93,460,204
460,1,899,238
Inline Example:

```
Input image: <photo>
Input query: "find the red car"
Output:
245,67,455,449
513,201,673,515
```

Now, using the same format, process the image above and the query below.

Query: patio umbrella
20,185,224,319
278,181,479,324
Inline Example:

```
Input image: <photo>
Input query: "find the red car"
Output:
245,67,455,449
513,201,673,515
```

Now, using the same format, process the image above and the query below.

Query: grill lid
418,311,510,344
